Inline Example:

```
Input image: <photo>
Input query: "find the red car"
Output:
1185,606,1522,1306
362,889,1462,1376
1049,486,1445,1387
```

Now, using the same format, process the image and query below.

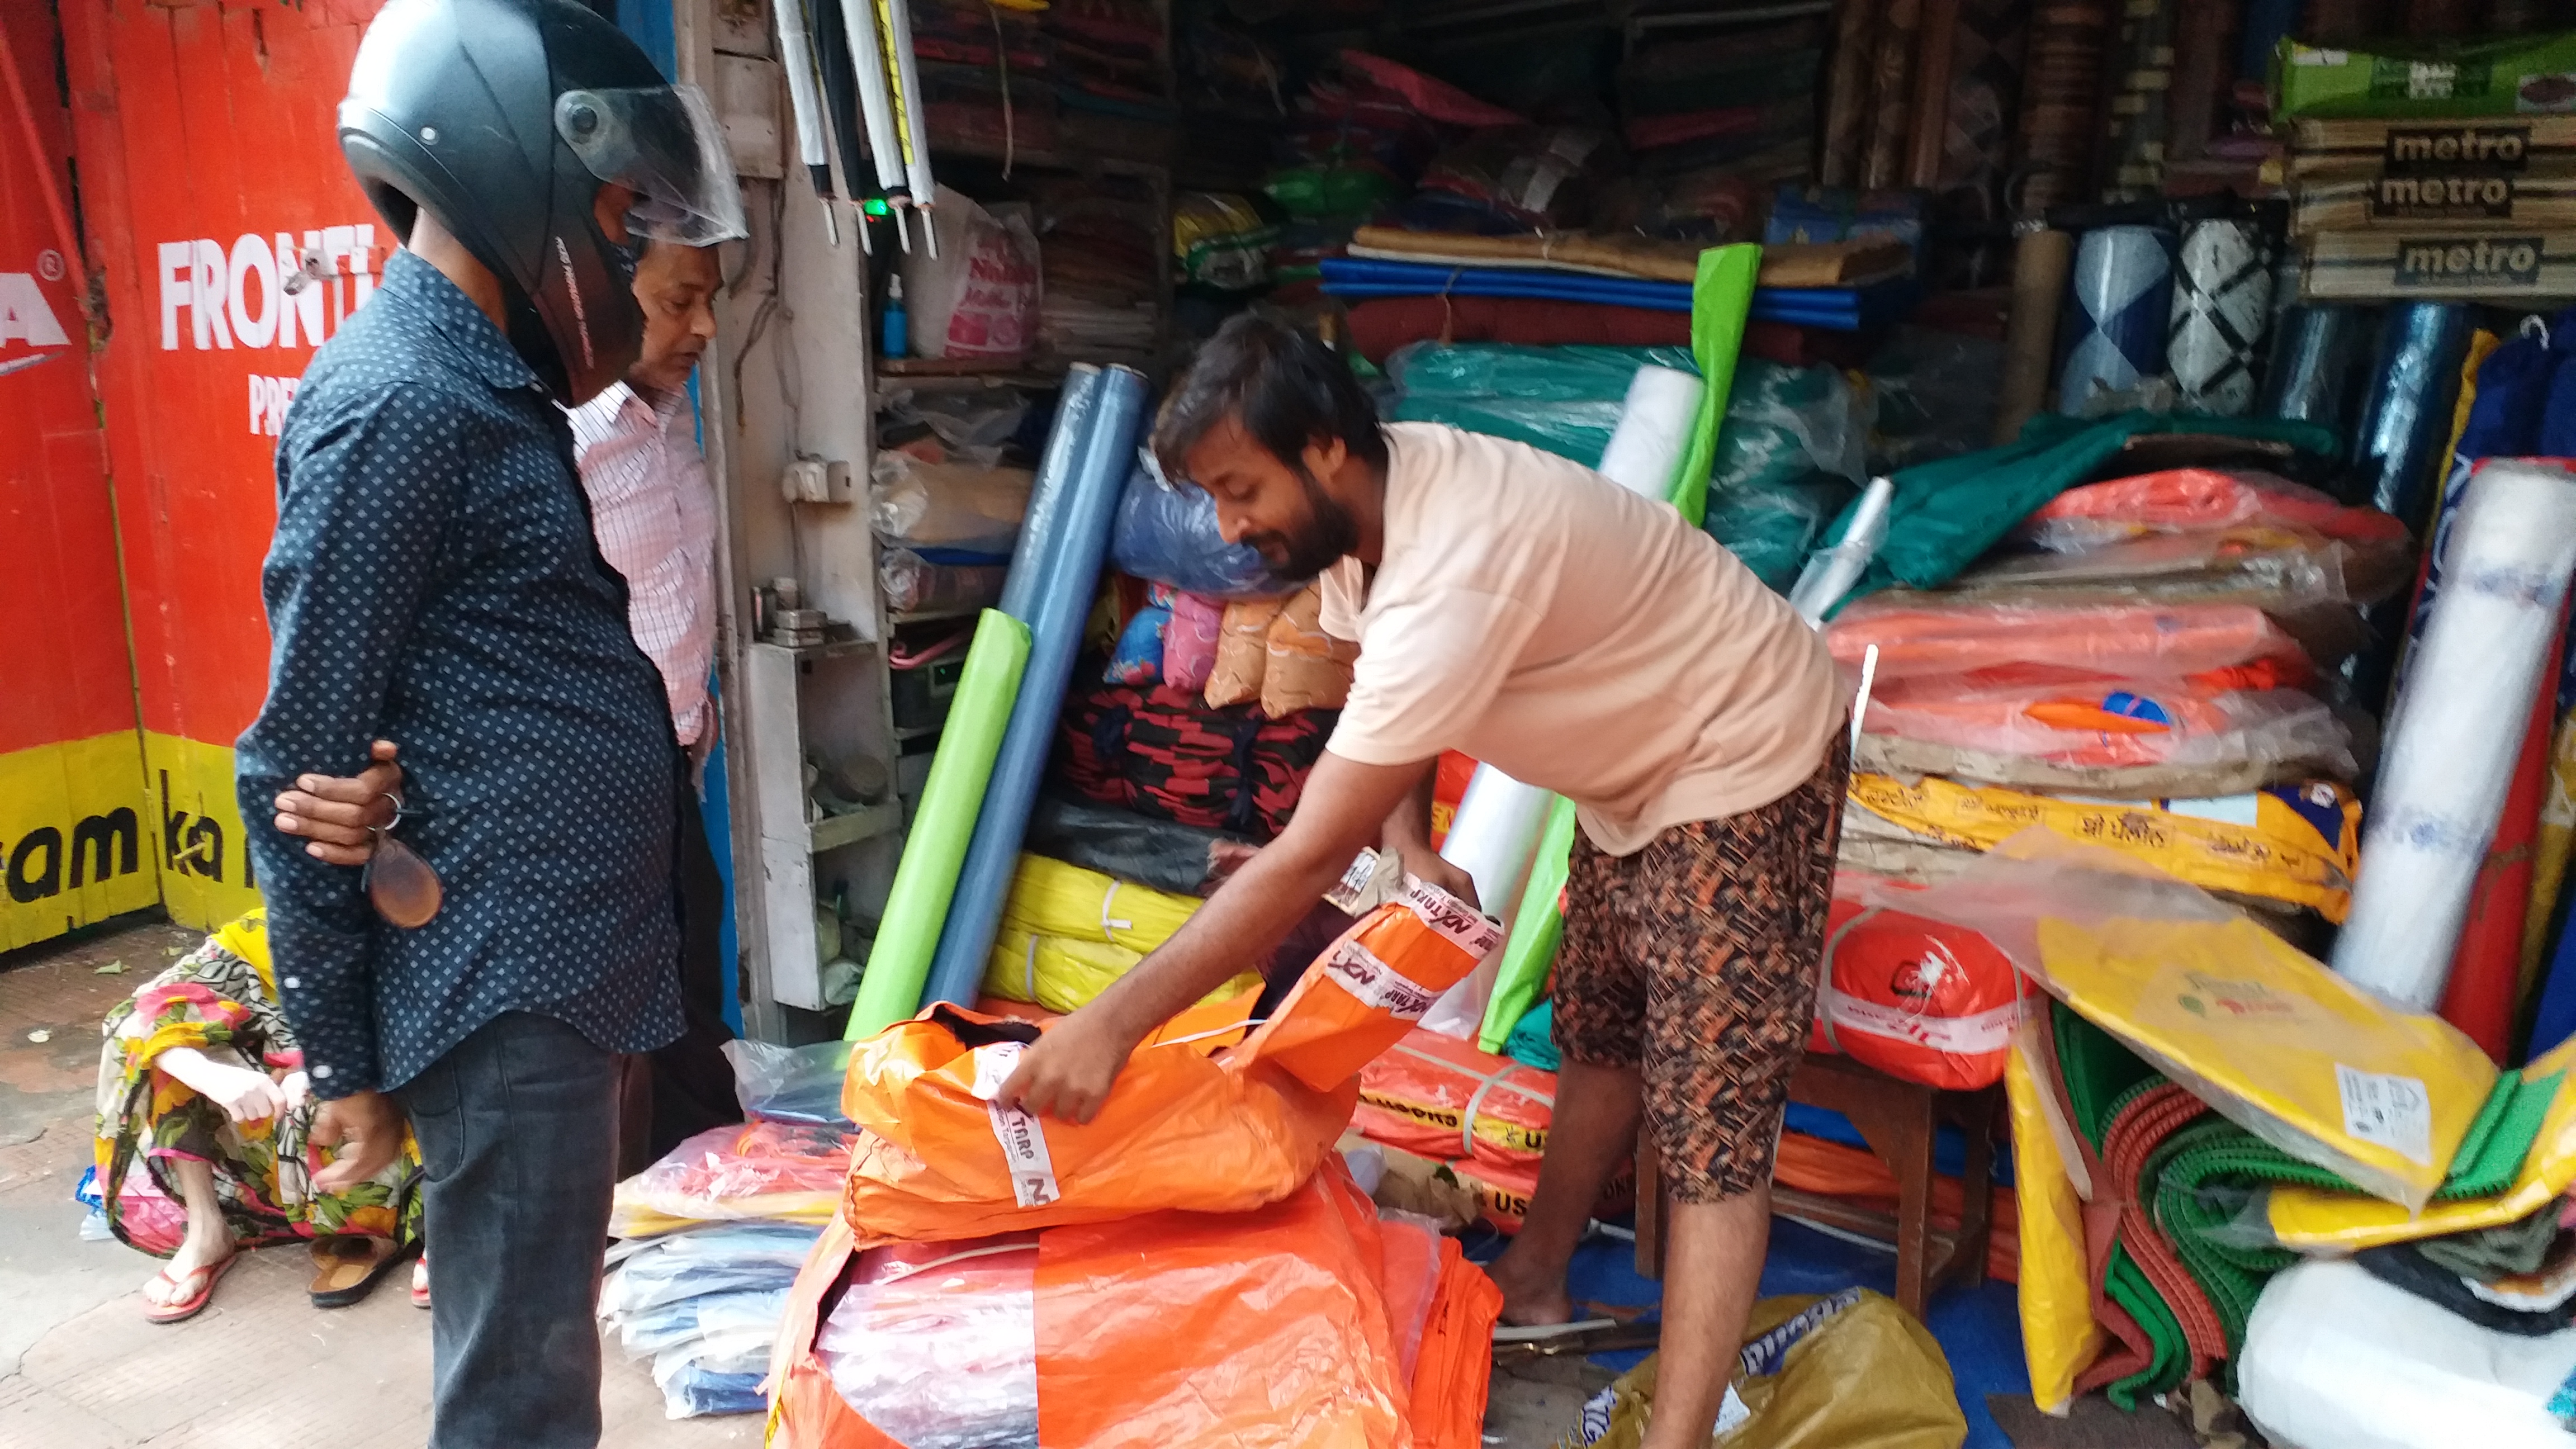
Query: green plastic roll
1477,798,1576,1054
846,608,1032,1040
1668,243,1763,528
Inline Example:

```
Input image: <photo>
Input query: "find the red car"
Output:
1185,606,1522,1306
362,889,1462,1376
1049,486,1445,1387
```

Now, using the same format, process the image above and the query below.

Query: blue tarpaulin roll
2354,301,2475,533
2057,225,2175,414
918,364,1152,1010
1314,257,1916,332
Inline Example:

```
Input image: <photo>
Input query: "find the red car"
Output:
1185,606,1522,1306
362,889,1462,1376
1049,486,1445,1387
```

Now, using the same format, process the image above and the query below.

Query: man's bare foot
1485,1242,1578,1329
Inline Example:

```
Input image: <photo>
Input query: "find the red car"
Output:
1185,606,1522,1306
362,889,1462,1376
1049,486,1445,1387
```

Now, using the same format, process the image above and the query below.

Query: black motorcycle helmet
338,0,746,402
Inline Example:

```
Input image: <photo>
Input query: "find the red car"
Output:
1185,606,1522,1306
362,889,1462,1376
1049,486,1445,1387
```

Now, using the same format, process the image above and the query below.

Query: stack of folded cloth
1616,19,1821,193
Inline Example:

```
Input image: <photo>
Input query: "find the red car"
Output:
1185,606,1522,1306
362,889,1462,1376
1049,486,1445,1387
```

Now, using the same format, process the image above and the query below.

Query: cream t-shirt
1318,422,1844,856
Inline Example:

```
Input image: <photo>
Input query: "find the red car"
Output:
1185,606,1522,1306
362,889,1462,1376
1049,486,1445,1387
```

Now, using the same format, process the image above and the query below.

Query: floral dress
92,910,424,1257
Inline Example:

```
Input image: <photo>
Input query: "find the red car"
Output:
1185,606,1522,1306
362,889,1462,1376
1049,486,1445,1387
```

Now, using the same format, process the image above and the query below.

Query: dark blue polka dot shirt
237,247,684,1100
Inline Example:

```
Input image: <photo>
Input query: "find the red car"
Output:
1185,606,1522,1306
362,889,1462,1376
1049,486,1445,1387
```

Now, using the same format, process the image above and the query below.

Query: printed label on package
972,1042,1062,1207
1400,877,1506,958
1325,940,1441,1020
2336,1063,2435,1165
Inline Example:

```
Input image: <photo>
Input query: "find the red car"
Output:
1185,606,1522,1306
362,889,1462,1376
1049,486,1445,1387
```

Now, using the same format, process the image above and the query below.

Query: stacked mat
1318,255,1919,332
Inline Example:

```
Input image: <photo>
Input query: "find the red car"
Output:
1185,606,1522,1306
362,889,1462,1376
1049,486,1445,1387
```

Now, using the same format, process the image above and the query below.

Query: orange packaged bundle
839,877,1503,1243
1826,598,2309,681
770,1159,1503,1449
2020,470,2410,551
1804,872,2030,1091
1859,673,2355,780
1353,1027,1553,1170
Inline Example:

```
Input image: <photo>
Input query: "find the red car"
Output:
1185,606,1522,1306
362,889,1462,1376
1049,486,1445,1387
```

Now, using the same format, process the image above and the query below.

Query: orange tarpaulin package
1826,599,2309,681
768,1161,1502,1449
2021,470,2409,550
1356,1027,1552,1169
1806,873,2031,1091
840,878,1502,1242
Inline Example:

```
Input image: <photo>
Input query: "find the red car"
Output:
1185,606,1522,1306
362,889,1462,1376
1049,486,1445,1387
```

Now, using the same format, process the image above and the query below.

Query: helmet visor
553,84,749,247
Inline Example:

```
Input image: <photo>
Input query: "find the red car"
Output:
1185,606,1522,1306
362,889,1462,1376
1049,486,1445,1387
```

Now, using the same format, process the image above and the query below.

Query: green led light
862,198,891,217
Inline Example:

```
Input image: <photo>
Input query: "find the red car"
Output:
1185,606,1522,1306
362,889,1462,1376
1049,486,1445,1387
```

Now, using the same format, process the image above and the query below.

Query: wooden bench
1633,1049,2002,1319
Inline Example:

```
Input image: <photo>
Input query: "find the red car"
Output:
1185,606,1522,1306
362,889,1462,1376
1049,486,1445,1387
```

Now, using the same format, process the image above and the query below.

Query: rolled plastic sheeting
2332,460,2576,1010
1418,766,1555,1040
2167,219,2273,418
1789,474,1895,624
2354,302,2476,533
1593,365,1706,506
1478,799,1579,1054
2259,304,2375,444
918,364,1151,1011
1996,227,2074,444
2058,225,2175,415
847,608,1033,1039
1661,247,1762,529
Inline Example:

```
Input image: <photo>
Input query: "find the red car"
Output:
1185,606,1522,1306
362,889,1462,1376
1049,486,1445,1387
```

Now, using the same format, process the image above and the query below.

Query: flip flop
307,1234,417,1309
411,1256,430,1310
143,1253,237,1324
1491,1318,1663,1358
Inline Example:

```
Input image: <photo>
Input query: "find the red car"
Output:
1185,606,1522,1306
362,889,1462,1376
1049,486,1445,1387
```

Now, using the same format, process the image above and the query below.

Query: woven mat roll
1822,0,1883,186
2166,0,2236,163
2167,217,2274,416
1939,0,2031,205
1863,0,1926,189
1997,226,2074,441
2059,224,2175,413
2015,0,2115,212
2100,0,2179,201
1906,0,1964,187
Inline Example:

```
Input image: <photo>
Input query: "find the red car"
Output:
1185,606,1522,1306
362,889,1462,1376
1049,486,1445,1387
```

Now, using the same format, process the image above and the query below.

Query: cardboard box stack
2279,33,2576,300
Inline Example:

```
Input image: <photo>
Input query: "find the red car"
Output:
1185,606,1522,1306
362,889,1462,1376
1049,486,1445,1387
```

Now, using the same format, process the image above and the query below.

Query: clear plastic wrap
878,387,1034,468
1913,834,2501,1213
879,547,1009,616
1712,359,1867,494
1022,794,1238,897
870,454,1035,554
1826,597,2308,681
1707,475,1858,594
818,1239,1042,1449
719,1040,854,1128
1860,677,2356,780
609,1120,855,1238
602,1221,825,1317
615,1286,790,1358
652,1353,768,1418
1108,462,1301,599
1388,343,1697,465
1947,531,2375,609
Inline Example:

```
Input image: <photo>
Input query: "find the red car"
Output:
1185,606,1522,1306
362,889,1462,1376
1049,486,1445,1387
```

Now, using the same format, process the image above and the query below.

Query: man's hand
310,1089,406,1192
1404,850,1481,911
992,1008,1144,1125
272,739,403,866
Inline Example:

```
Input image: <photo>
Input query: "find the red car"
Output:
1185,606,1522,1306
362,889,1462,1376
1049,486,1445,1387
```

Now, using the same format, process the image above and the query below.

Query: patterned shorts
1552,735,1848,1202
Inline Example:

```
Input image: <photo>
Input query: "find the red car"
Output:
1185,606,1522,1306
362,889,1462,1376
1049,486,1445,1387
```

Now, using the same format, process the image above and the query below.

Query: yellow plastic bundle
2006,1020,2101,1415
1846,773,2360,920
977,854,1258,1013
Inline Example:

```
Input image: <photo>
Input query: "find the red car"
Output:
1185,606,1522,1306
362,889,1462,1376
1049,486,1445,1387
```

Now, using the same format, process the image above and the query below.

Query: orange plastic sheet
1773,1130,2021,1283
2021,469,2410,550
1826,599,2309,681
1356,1027,1552,1169
1860,676,2354,778
840,879,1502,1242
769,1162,1500,1449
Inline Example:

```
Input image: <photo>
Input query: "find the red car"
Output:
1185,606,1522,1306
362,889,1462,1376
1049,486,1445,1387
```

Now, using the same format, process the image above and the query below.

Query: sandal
307,1234,417,1309
143,1253,238,1324
411,1256,430,1310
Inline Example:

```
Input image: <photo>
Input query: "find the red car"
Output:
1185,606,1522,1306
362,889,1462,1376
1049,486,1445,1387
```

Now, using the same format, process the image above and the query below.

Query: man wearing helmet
233,1,743,1443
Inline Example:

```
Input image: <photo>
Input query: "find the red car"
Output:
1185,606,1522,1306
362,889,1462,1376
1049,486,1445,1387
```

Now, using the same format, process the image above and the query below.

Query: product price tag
2337,1063,2434,1165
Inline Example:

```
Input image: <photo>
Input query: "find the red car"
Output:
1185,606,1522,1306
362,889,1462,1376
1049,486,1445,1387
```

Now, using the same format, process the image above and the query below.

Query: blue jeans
396,1011,618,1448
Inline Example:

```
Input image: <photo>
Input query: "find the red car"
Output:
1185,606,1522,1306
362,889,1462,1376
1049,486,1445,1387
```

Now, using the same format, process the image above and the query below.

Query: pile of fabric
1617,21,1821,198
768,883,1509,1449
1029,178,1161,361
601,1041,854,1418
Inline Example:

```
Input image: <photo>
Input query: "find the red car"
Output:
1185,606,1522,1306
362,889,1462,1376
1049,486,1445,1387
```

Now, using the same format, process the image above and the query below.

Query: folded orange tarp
1356,1027,1553,1170
770,1161,1502,1449
841,879,1503,1242
1860,676,2353,776
2023,469,2411,550
1827,599,2310,681
1773,1130,2021,1283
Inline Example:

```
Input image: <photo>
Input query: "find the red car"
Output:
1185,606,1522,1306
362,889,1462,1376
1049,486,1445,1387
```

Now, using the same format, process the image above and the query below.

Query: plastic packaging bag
1388,343,1697,465
1022,795,1239,897
1162,592,1224,690
721,1040,856,1128
2238,1259,2576,1449
1353,1028,1552,1170
1844,774,2362,921
1578,1289,1968,1449
992,853,1200,952
778,1162,1498,1449
982,926,1262,1016
1712,359,1867,494
1826,598,2310,681
1859,677,2356,783
870,454,1035,555
2023,468,2411,552
653,1352,768,1418
841,878,1497,1242
610,1120,856,1238
2006,1020,2103,1414
1173,192,1276,291
1707,475,1859,593
1109,463,1301,599
901,186,1041,362
1104,591,1171,685
1204,596,1282,708
1807,871,2031,1091
1262,583,1359,718
880,547,1010,616
1922,833,2501,1212
602,1221,825,1317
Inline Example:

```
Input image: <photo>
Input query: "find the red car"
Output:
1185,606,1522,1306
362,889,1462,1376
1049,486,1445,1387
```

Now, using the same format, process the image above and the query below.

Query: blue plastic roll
918,364,1151,1010
2354,302,2475,533
2057,225,2175,415
2258,304,2376,446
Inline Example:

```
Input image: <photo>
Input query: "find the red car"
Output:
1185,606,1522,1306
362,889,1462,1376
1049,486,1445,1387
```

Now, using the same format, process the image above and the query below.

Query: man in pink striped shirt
271,240,739,1178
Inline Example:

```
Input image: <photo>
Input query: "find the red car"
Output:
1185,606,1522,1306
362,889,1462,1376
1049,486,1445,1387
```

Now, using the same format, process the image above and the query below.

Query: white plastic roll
2332,460,2576,1008
1595,364,1706,501
1418,765,1552,1040
1789,474,1896,626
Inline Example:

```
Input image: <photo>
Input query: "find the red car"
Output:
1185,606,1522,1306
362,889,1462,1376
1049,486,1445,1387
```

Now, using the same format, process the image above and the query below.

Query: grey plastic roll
2167,219,2273,416
2353,301,2476,534
2258,302,2376,447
